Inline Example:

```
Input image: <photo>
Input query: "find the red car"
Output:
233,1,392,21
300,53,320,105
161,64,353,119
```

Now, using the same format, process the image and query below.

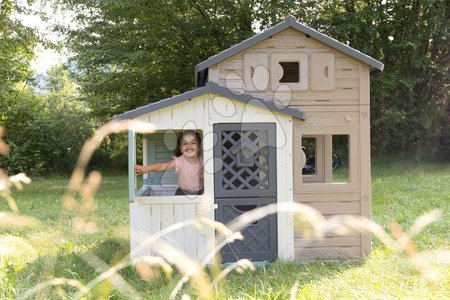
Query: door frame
213,122,278,262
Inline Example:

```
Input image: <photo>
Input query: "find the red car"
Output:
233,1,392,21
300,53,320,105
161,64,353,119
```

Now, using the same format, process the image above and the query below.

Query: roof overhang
114,82,306,121
195,15,384,83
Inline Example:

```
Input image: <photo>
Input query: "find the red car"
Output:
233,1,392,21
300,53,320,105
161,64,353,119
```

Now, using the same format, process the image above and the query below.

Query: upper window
270,53,308,91
279,62,300,83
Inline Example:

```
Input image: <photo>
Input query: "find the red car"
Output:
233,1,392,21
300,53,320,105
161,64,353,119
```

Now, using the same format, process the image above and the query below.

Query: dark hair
174,130,202,157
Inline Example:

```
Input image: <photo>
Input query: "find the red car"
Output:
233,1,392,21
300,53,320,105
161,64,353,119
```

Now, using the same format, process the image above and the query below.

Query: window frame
270,53,308,91
135,129,205,198
293,127,359,193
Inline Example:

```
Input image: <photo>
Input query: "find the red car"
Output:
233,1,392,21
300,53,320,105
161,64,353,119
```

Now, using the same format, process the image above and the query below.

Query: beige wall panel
294,213,362,238
359,64,370,105
219,55,244,71
219,58,358,82
243,52,270,91
276,28,303,36
335,78,359,88
295,236,360,248
310,52,335,91
294,192,360,202
336,57,359,69
335,69,359,79
295,246,361,260
219,69,244,80
301,201,360,215
220,76,357,88
299,112,360,127
292,105,360,113
288,100,359,106
359,104,372,255
252,37,321,49
238,88,359,101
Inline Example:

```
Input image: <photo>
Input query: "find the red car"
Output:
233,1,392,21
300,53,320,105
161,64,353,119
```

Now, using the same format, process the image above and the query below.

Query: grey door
214,123,277,262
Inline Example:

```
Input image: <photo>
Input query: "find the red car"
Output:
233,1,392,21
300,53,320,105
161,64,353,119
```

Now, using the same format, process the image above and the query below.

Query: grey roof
114,82,305,120
195,15,384,76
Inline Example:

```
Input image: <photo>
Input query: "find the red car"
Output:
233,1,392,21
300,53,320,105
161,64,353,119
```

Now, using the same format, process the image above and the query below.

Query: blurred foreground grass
1,160,449,299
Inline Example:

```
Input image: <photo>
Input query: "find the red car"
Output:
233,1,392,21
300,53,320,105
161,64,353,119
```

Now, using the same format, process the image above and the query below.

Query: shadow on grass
13,238,174,299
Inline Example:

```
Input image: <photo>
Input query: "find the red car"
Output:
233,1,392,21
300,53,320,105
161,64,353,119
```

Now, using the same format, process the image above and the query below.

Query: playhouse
116,15,384,262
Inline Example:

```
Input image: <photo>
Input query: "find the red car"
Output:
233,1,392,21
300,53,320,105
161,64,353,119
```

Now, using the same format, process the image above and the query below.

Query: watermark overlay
137,66,295,199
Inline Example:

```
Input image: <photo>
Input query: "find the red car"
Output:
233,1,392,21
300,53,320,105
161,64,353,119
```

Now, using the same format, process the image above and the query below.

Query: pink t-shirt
172,156,203,193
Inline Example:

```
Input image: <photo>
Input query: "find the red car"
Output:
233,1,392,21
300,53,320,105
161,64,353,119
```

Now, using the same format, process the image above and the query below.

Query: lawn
1,160,449,299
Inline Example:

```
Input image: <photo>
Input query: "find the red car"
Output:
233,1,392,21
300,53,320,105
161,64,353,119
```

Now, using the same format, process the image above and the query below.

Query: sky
15,0,69,74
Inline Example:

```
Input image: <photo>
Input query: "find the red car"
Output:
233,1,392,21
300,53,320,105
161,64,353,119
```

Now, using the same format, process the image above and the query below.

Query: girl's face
179,133,200,158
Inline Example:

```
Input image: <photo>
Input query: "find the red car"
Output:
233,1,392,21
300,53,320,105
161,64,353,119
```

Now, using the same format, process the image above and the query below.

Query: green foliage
0,0,39,92
258,0,450,159
57,0,256,120
57,0,449,160
0,65,94,175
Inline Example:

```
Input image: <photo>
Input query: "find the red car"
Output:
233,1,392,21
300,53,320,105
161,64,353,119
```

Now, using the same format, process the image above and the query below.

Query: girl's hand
134,165,146,174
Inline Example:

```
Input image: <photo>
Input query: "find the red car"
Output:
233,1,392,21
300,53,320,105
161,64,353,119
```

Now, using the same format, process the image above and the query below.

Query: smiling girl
134,130,204,195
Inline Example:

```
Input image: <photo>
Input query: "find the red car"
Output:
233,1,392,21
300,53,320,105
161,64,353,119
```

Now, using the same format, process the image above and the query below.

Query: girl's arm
134,159,175,174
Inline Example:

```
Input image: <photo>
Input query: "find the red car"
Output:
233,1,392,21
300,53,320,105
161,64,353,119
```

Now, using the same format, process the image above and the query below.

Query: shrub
0,89,94,175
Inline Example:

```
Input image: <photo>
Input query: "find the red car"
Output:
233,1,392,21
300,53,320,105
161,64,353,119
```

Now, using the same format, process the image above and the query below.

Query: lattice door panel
215,198,277,262
214,123,278,262
214,123,276,198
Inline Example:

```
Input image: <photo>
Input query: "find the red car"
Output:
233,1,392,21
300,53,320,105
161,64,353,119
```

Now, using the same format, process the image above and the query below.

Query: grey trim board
195,15,384,78
114,82,305,120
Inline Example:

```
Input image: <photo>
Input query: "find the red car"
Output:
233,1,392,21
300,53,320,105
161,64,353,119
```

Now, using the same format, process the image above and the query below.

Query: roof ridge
195,16,384,75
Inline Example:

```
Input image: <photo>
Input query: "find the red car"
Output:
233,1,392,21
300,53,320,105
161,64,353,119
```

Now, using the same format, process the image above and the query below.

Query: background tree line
1,0,449,174
0,1,93,174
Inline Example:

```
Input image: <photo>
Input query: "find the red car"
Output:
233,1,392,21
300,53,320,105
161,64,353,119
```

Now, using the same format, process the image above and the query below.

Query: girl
134,130,204,195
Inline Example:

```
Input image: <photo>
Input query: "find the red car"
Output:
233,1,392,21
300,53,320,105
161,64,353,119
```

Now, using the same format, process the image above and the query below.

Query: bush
0,89,94,175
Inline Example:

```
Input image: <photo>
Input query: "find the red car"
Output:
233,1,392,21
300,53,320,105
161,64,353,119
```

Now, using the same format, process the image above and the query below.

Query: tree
314,0,449,158
0,0,39,93
57,0,256,120
58,0,449,159
0,64,94,175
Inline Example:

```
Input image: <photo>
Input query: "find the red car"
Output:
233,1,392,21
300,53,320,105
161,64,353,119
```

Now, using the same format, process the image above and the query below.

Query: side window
301,135,349,183
294,127,358,191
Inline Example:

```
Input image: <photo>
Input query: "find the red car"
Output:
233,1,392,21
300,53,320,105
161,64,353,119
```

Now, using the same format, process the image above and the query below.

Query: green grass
1,162,449,299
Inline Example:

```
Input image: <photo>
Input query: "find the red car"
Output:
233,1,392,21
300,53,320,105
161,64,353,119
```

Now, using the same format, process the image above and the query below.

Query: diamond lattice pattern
222,205,271,253
221,130,269,190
